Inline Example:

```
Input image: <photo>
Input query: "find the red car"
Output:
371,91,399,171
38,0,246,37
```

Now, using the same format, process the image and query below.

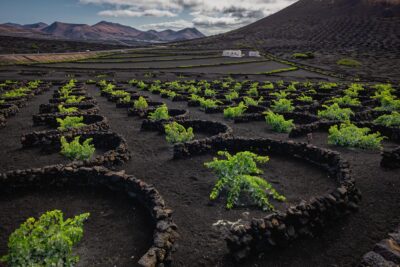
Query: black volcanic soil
0,36,129,54
0,186,153,267
0,75,399,266
104,85,400,267
85,85,338,266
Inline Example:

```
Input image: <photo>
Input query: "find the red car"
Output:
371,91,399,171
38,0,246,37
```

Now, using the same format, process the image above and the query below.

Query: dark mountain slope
179,0,400,80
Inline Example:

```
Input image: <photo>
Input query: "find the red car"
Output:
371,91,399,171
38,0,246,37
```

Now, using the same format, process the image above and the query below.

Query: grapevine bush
0,210,89,267
224,102,247,118
148,104,169,121
164,122,194,144
265,111,294,133
328,122,385,150
205,151,286,210
60,136,95,160
57,116,86,131
318,103,354,121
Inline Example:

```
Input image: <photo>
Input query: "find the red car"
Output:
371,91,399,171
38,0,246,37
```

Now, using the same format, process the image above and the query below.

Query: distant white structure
249,51,261,57
222,50,243,58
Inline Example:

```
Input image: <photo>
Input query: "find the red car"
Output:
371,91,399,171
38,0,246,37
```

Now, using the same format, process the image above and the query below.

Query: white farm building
222,50,243,58
249,51,261,57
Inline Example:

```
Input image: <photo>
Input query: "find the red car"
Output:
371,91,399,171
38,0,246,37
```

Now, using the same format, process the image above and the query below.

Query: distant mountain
0,20,205,44
23,22,48,30
91,21,142,38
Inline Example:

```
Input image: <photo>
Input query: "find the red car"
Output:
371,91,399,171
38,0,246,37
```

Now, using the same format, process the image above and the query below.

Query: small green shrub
58,105,78,114
337,58,362,67
328,122,385,149
344,83,364,97
243,96,263,106
60,136,95,160
232,83,242,92
164,122,194,144
133,96,148,110
0,210,89,267
318,103,354,121
199,98,220,110
375,95,400,111
167,90,177,100
120,95,131,103
148,104,169,121
205,151,286,210
328,95,361,106
137,81,147,90
271,98,294,113
373,83,393,92
292,52,314,59
190,94,203,103
1,90,27,99
149,84,161,93
225,91,239,101
57,116,86,131
129,79,138,85
65,96,85,104
86,79,96,84
224,102,247,118
270,90,289,100
261,82,274,90
373,112,400,127
265,111,294,133
297,94,313,103
246,87,258,97
204,89,216,97
101,83,115,93
111,90,129,98
187,85,201,94
319,82,338,90
286,83,297,92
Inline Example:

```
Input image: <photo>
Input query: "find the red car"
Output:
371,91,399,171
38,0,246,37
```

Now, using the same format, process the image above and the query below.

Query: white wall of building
222,50,243,58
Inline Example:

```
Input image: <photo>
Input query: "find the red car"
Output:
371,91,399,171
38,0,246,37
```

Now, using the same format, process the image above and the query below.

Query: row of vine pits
0,77,399,266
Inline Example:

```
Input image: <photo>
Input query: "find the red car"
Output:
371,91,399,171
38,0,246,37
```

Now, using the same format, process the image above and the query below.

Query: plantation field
0,48,341,82
0,72,399,267
36,56,266,70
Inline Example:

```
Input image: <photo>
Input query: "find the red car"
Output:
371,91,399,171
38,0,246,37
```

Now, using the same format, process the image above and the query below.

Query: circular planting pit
48,97,97,105
0,103,19,118
175,137,360,261
24,115,110,147
141,109,189,131
172,120,234,159
289,119,400,168
0,166,177,267
234,111,318,125
31,113,109,129
128,101,164,117
39,103,99,115
18,131,130,169
53,90,87,98
115,95,151,109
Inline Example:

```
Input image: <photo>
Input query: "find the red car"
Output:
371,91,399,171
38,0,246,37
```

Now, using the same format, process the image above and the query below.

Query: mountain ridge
0,20,205,44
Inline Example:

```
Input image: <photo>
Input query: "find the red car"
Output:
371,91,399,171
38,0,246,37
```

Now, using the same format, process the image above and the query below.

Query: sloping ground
177,0,400,80
0,36,130,55
0,50,118,65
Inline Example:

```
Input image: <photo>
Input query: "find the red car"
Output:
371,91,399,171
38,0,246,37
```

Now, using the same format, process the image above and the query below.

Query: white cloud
139,19,194,31
99,9,177,18
80,0,298,35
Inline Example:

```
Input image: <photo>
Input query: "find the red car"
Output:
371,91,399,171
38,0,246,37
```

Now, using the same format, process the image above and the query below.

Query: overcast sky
0,0,298,35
